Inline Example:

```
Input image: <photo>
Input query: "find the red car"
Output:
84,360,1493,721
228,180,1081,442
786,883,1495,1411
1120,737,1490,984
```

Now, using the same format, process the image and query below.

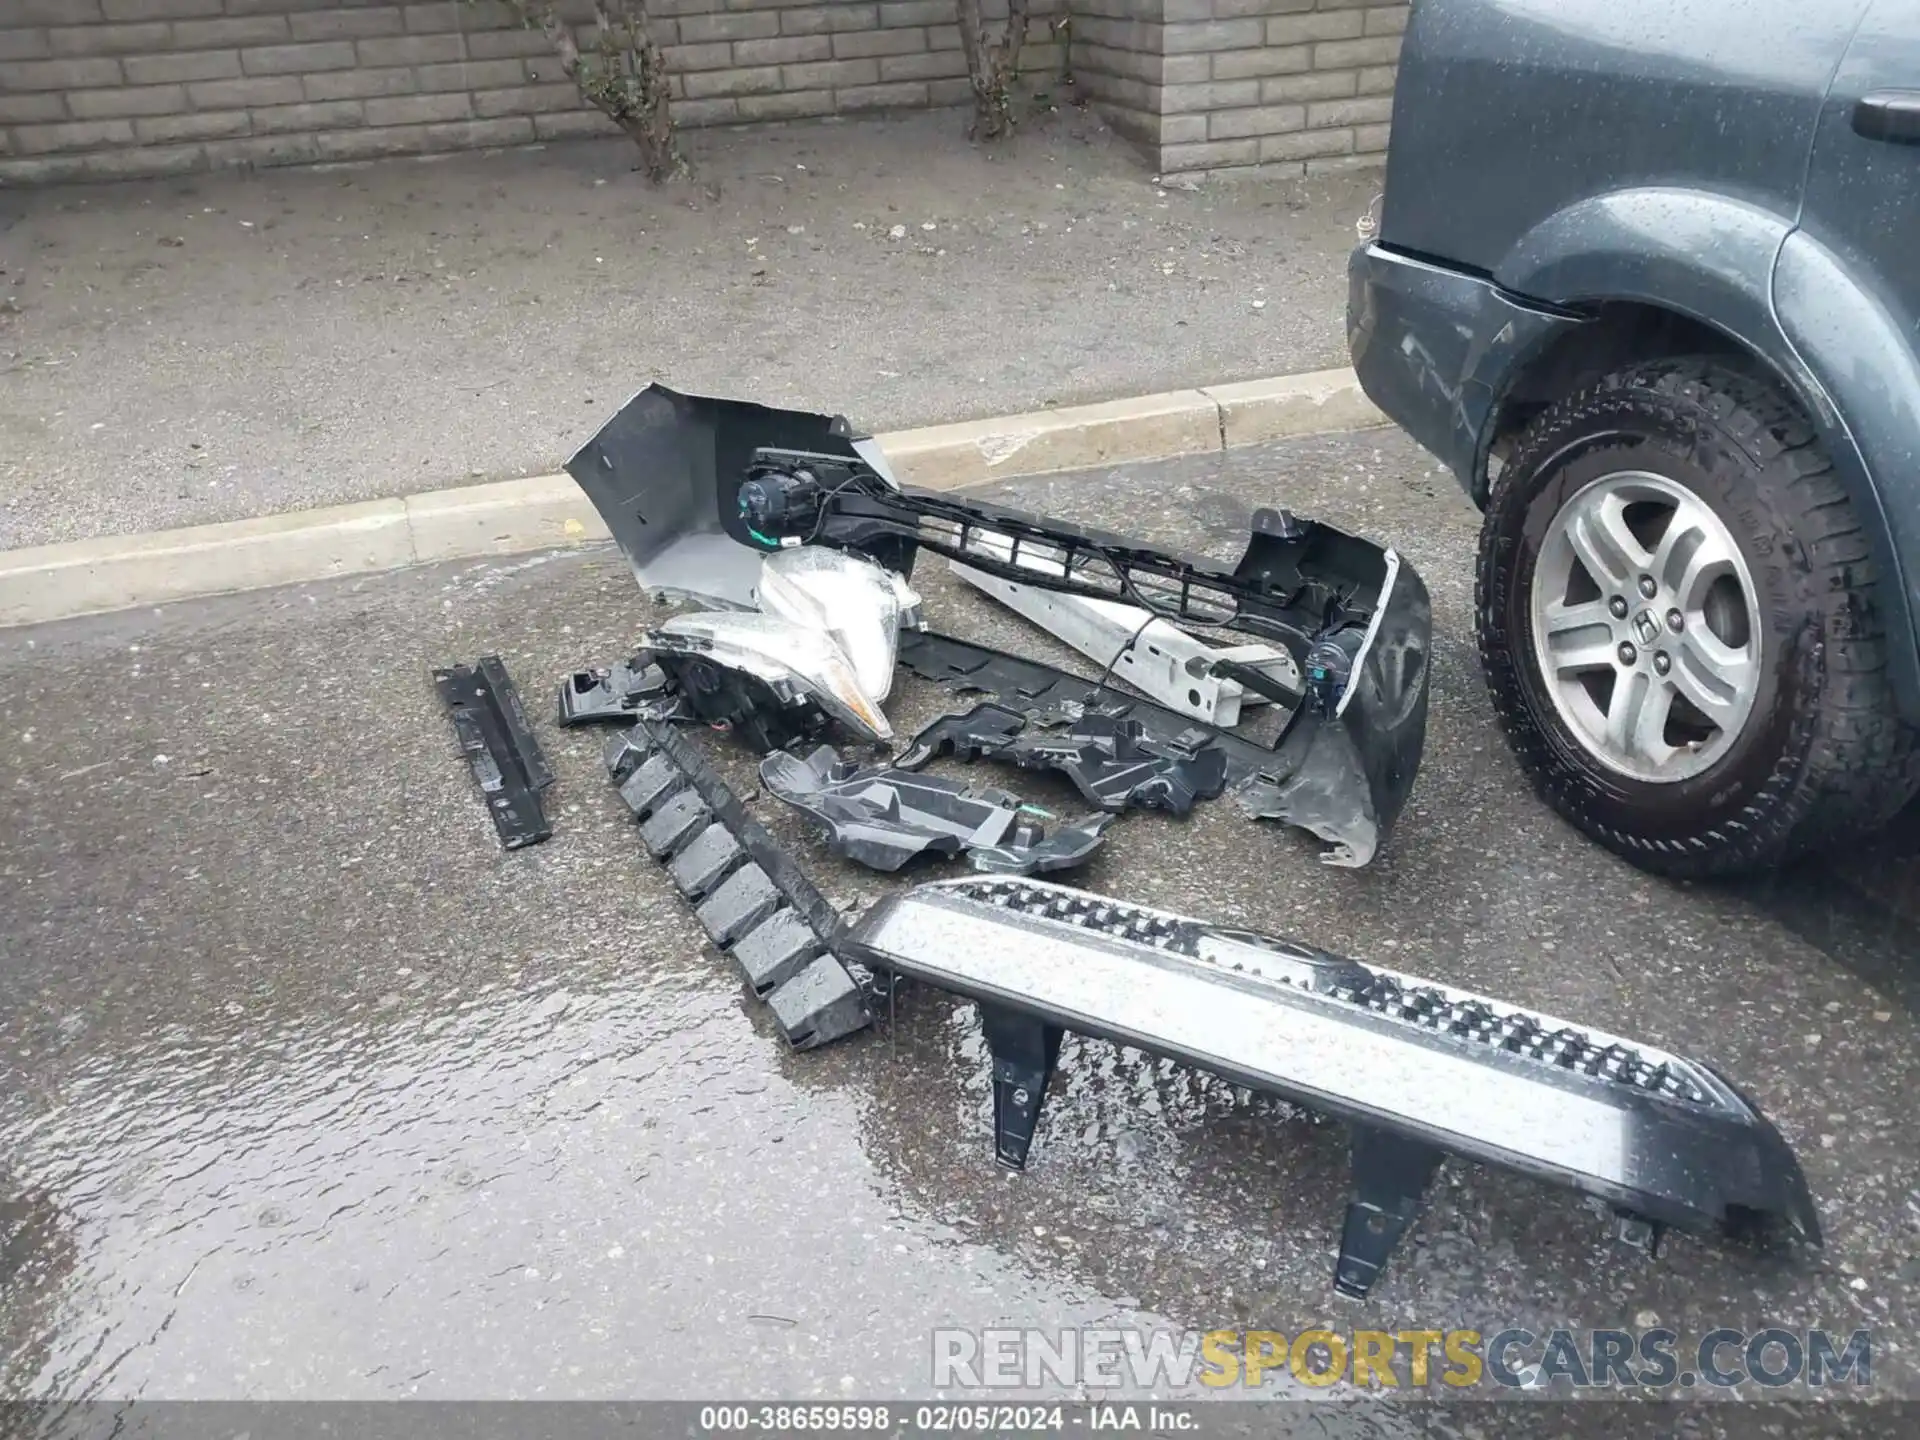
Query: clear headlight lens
652,609,894,744
757,547,911,702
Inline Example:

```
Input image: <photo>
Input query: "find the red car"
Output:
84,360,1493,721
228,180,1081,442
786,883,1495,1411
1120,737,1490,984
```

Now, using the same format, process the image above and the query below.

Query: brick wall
0,0,1063,183
0,0,1397,184
1163,0,1402,174
1069,0,1161,152
1072,0,1402,177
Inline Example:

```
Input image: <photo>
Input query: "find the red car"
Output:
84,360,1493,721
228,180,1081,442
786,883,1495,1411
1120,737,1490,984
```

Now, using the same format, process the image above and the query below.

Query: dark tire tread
1475,356,1920,876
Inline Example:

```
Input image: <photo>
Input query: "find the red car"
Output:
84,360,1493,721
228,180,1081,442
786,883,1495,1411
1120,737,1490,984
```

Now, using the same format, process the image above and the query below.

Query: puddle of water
0,972,1148,1401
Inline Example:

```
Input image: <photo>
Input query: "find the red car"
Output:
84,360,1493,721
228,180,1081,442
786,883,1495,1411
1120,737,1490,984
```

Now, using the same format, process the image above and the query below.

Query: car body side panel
1490,189,1793,335
1800,0,1920,330
1382,0,1861,272
1774,234,1920,701
1778,0,1920,673
1357,0,1920,711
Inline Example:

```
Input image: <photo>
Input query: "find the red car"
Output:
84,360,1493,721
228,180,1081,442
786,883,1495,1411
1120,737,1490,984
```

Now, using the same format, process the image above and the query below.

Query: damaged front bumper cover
566,384,1431,866
844,877,1821,1297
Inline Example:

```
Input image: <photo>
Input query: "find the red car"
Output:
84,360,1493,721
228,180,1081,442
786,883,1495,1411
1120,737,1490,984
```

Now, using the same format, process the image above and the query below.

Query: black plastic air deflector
604,719,871,1050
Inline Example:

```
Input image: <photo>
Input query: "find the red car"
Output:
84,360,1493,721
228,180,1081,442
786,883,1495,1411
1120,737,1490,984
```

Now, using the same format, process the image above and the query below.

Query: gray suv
1349,0,1920,876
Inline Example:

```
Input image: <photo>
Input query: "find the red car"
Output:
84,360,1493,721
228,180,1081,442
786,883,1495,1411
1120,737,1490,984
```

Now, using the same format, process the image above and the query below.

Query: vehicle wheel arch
1479,300,1756,494
1471,190,1919,712
1478,190,1827,502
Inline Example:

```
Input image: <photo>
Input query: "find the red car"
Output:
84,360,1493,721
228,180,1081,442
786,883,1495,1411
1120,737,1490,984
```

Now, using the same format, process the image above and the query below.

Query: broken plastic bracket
901,702,1229,816
760,744,1112,875
603,719,872,1049
434,656,554,850
557,657,671,726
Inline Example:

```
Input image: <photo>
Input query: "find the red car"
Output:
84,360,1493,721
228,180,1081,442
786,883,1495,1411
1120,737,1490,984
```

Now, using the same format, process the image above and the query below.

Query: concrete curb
0,366,1384,629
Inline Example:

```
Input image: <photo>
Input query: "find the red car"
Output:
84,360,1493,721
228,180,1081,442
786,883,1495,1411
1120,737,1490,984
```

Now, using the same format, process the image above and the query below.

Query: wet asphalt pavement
2,429,1917,1419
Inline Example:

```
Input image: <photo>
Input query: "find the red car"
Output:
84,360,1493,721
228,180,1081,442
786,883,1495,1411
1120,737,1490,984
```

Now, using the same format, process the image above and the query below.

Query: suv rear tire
1476,357,1920,876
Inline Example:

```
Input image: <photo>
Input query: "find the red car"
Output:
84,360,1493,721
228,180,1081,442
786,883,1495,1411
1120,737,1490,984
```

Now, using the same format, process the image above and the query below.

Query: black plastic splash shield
760,745,1112,875
900,702,1229,816
602,719,871,1050
897,631,1408,865
434,656,555,850
843,876,1822,1298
